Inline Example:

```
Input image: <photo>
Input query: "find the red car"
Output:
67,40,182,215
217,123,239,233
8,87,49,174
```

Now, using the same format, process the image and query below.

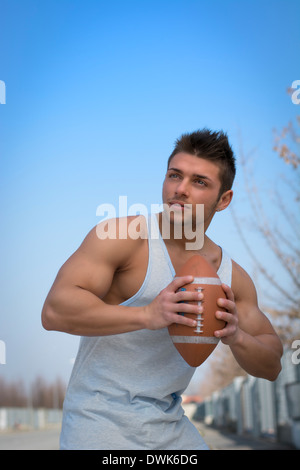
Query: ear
216,190,233,212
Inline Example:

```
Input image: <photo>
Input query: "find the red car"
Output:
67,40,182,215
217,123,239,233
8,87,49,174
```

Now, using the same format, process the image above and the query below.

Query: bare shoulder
231,260,258,304
52,215,148,299
81,215,148,265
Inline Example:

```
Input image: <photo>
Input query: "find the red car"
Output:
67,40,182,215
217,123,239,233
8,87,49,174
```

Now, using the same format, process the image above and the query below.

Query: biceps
51,226,118,299
52,253,114,299
49,222,134,300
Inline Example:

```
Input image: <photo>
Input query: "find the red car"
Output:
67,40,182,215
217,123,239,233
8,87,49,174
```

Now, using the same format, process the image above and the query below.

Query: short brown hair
168,129,236,197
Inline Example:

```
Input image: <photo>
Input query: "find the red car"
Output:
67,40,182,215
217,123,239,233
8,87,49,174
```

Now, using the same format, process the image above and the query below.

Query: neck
158,211,209,252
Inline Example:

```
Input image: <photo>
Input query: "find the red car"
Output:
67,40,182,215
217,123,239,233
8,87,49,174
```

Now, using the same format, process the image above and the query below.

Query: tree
230,116,300,343
0,377,27,407
198,115,300,397
198,345,246,398
30,376,66,408
0,376,66,408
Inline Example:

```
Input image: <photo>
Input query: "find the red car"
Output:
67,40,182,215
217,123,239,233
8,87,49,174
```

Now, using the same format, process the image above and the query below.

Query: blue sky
0,0,299,388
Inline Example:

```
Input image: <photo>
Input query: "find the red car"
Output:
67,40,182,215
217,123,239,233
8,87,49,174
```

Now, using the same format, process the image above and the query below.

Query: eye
168,172,181,179
194,178,207,186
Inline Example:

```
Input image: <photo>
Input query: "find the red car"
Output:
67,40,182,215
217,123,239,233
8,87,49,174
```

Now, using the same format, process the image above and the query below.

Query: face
162,152,233,231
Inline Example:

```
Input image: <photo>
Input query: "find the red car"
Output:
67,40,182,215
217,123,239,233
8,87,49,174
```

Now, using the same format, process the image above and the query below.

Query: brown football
168,254,226,367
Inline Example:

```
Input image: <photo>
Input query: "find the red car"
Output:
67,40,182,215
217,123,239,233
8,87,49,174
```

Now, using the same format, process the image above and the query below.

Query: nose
175,178,190,198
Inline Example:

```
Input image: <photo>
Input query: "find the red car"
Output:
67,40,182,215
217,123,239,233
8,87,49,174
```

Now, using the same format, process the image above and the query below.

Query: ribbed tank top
60,213,232,450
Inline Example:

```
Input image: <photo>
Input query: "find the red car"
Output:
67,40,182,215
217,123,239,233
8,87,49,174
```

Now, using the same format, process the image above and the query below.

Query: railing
193,348,300,449
0,407,62,432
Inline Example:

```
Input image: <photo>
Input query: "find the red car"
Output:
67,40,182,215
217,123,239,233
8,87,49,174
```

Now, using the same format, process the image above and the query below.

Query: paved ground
0,427,60,450
185,403,294,450
0,408,295,450
193,421,294,450
0,425,294,451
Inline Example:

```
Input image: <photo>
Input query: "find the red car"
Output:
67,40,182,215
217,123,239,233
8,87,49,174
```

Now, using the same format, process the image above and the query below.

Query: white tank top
60,213,232,450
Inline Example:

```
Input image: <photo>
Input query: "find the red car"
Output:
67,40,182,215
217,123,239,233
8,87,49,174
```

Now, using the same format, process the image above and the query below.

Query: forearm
228,328,282,381
42,275,201,336
42,286,147,336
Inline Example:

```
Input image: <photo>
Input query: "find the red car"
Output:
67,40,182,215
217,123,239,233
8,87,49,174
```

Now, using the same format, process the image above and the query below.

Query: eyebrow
167,167,213,182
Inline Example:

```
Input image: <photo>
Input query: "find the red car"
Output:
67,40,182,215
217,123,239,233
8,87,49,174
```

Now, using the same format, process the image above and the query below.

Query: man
42,129,283,450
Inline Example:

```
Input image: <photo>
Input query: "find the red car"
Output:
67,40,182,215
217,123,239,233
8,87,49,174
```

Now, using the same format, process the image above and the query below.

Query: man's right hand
143,276,203,330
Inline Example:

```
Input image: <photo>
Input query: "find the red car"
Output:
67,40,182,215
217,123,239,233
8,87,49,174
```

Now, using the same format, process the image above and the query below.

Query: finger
217,297,235,312
170,312,197,328
221,283,235,301
174,289,203,303
215,310,234,324
214,323,236,339
173,299,203,315
170,276,194,292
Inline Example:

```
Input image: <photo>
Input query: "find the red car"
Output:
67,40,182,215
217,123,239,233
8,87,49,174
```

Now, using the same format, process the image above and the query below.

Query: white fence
0,408,62,432
193,349,300,449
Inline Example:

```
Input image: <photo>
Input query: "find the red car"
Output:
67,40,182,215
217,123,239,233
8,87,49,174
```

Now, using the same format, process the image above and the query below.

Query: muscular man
42,129,282,450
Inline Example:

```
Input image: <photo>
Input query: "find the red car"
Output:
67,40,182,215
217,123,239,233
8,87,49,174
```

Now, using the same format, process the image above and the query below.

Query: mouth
167,201,189,211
